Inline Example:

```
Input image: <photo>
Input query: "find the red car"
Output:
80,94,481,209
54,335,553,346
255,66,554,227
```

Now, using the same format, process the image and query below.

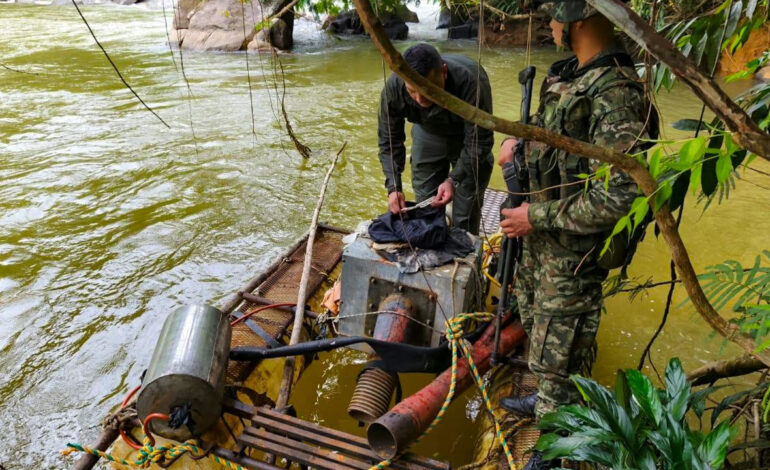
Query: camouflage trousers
514,233,607,419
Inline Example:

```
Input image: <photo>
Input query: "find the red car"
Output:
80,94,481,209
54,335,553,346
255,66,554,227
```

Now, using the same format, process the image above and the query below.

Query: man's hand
432,179,454,207
500,202,533,237
498,138,518,167
388,191,406,214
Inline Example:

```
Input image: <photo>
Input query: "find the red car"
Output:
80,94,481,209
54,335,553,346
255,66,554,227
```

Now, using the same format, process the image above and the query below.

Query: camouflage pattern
539,0,598,23
506,45,655,418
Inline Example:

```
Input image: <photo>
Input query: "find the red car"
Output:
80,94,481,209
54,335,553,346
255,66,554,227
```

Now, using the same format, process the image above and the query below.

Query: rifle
491,65,535,366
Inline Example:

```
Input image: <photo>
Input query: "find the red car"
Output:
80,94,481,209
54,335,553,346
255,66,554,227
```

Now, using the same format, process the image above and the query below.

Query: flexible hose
230,303,296,326
120,385,143,450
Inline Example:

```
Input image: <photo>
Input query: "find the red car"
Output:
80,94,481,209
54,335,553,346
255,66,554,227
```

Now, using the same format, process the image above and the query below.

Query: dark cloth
377,226,475,273
377,54,494,194
368,205,448,249
411,124,493,235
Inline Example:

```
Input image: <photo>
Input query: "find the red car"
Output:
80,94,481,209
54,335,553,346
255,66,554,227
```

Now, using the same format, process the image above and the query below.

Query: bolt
370,278,376,284
369,303,375,310
397,285,404,292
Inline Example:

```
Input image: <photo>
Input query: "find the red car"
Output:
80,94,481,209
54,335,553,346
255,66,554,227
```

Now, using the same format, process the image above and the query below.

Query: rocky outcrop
757,66,770,82
327,9,411,40
172,0,295,51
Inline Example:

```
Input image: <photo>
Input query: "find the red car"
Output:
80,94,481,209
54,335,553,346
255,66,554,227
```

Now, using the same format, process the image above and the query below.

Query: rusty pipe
367,318,526,459
348,295,414,423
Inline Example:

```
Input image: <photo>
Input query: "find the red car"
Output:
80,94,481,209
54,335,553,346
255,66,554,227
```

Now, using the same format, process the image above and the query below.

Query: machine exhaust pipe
366,318,526,459
348,295,414,423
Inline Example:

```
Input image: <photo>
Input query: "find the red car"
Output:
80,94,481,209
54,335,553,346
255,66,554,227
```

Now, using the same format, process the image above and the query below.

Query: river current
0,3,769,467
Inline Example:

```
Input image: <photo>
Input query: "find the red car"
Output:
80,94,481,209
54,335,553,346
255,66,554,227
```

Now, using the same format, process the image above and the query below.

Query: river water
0,3,769,468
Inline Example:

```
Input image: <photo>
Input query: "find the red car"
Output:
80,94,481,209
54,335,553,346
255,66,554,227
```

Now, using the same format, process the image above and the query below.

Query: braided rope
63,437,245,470
369,313,516,470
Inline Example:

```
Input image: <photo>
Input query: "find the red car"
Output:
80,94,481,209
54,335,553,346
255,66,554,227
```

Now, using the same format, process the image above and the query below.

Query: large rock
757,66,770,82
176,0,295,51
327,9,408,40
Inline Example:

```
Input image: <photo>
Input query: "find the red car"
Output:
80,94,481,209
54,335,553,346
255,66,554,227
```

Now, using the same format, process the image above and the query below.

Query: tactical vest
527,63,647,266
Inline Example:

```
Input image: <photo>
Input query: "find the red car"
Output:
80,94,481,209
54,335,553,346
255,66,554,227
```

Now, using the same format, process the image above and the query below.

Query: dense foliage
535,359,736,469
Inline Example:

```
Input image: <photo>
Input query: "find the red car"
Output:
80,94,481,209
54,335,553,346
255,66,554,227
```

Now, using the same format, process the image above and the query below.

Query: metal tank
137,304,231,441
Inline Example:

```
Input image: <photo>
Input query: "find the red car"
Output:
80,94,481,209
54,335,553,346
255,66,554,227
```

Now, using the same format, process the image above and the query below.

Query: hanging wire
240,0,260,149
170,0,201,157
70,0,170,128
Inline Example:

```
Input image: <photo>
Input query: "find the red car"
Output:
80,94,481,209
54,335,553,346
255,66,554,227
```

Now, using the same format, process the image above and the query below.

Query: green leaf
664,358,691,422
680,136,708,165
716,154,733,184
648,147,662,178
614,369,631,412
697,420,734,468
630,197,649,230
654,181,673,211
572,375,636,449
625,369,664,426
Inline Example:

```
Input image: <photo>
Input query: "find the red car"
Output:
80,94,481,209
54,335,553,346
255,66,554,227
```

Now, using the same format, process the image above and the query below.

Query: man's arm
527,83,649,234
377,79,407,194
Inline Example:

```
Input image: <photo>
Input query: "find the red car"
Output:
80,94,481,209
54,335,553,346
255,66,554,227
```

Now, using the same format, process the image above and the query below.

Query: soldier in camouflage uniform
497,1,657,468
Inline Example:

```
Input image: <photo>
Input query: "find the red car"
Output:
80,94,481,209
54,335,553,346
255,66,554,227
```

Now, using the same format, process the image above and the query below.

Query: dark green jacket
377,54,494,193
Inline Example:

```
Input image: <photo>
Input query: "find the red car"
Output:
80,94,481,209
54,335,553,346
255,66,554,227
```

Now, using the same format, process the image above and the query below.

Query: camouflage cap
539,0,598,22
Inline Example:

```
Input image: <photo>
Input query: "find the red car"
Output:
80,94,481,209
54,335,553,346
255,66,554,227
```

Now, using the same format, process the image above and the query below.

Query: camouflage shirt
505,45,654,249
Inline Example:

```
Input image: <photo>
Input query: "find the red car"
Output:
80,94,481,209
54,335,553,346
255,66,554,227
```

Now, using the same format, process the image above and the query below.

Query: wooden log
276,143,346,410
688,354,767,386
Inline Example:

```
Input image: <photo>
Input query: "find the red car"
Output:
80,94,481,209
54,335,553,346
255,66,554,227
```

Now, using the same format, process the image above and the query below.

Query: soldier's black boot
500,392,537,417
523,451,557,470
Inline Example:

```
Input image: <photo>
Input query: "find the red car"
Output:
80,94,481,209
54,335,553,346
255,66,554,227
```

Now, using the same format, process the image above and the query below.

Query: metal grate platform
221,399,451,470
480,188,507,238
227,227,346,382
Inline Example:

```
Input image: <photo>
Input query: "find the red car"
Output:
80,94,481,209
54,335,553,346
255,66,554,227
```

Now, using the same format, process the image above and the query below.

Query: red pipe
348,295,415,423
367,318,526,459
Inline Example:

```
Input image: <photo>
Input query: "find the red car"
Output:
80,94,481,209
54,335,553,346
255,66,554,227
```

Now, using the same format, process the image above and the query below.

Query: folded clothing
368,205,447,249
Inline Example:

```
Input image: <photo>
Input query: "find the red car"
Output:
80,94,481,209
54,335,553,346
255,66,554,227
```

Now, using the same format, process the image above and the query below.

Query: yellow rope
368,313,516,470
63,436,246,470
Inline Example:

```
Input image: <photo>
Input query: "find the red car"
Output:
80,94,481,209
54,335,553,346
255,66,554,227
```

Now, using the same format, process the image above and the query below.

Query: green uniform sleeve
528,84,649,234
378,76,406,194
448,70,494,184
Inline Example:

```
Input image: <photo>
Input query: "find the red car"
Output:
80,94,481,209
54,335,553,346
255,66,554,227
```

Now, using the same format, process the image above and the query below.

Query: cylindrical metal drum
137,304,231,441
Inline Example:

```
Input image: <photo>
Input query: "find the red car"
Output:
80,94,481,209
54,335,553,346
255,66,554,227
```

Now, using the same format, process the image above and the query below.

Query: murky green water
1,3,769,468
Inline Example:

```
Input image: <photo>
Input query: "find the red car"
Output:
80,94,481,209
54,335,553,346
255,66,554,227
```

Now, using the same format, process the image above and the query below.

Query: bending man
378,43,494,235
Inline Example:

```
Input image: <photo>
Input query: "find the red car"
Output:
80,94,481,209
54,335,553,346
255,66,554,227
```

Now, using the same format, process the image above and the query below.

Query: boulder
437,6,467,29
447,19,479,39
270,10,294,50
176,0,295,51
173,0,197,30
757,66,770,82
327,9,408,40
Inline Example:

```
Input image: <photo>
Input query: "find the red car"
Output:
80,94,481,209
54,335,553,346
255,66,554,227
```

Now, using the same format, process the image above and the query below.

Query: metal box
338,235,483,349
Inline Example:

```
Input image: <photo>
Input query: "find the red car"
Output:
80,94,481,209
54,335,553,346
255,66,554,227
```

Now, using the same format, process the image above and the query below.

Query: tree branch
351,0,770,367
688,354,767,386
587,0,770,160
